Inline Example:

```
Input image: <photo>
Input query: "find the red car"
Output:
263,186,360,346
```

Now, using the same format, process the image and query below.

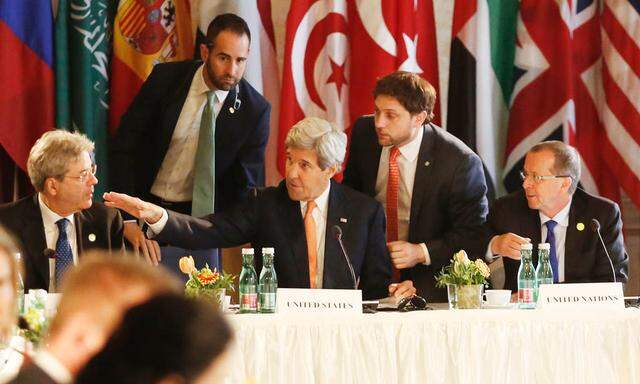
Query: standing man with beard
110,14,270,269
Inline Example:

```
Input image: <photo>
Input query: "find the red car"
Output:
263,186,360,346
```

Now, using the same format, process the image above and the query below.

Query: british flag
504,0,639,207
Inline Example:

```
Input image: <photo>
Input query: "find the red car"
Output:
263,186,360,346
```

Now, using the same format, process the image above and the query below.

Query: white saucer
482,303,515,309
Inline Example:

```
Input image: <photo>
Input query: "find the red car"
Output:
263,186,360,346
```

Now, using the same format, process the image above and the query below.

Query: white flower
475,259,490,278
453,250,470,265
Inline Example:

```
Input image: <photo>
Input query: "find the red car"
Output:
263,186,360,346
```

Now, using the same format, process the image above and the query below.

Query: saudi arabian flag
55,0,112,198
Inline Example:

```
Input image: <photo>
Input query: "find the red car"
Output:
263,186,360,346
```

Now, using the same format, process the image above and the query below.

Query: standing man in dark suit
483,141,628,291
343,72,489,302
105,117,416,300
0,131,124,291
110,14,270,268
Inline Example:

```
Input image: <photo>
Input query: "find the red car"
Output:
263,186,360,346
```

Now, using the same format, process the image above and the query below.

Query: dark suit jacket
0,194,125,290
7,361,57,384
343,116,489,302
154,180,391,300
484,188,629,291
110,60,270,214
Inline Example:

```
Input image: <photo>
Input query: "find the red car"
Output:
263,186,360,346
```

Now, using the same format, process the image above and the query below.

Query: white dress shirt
38,194,78,265
486,198,571,282
300,183,331,289
150,65,229,202
32,349,72,384
374,127,430,264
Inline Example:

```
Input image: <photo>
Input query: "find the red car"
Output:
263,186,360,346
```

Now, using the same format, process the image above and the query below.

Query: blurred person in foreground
0,131,125,291
76,293,233,384
0,226,23,382
7,253,180,384
483,141,628,291
105,117,416,300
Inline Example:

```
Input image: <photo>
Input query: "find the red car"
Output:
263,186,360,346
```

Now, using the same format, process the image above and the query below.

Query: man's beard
206,65,240,91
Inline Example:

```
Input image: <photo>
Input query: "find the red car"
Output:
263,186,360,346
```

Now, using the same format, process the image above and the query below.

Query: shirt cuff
419,243,431,265
485,236,499,263
146,209,168,238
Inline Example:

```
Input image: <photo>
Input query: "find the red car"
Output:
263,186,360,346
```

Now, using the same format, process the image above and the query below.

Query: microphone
332,225,358,290
44,248,56,292
590,219,617,284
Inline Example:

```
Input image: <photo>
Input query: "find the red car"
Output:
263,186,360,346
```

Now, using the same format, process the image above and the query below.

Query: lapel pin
576,223,585,231
88,233,96,242
425,161,430,167
340,218,348,223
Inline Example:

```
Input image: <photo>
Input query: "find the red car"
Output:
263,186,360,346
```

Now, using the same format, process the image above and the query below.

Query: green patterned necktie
191,91,216,217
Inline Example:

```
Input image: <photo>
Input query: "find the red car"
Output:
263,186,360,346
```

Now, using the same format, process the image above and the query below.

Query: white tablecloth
222,307,640,384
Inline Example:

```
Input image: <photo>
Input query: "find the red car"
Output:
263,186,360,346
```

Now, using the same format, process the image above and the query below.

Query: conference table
221,306,640,384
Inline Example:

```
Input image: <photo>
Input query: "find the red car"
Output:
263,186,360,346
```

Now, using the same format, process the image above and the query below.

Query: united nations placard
276,288,362,314
537,283,624,309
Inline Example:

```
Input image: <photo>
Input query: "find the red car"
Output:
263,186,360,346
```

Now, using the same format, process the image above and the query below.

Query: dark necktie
545,220,559,283
55,218,73,286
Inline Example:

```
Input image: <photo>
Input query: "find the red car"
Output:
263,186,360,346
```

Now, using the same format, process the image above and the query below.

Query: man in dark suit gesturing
483,141,628,291
0,131,124,291
110,14,270,267
343,72,489,302
106,117,416,300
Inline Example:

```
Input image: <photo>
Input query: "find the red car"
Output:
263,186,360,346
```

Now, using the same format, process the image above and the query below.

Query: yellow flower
179,256,197,275
475,259,491,278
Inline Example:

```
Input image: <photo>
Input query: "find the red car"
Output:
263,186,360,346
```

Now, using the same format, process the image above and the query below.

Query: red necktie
386,147,401,282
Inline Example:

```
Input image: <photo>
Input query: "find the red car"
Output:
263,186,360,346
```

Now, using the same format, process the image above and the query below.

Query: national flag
195,0,281,185
505,0,620,203
109,0,194,134
0,0,54,171
601,0,640,207
55,0,113,198
277,0,441,176
446,0,518,200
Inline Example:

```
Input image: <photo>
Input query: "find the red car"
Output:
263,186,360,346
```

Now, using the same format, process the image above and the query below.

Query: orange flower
197,270,219,285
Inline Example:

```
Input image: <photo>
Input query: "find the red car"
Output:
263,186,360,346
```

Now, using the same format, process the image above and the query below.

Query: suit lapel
323,181,348,289
364,137,382,197
74,210,87,256
565,192,586,278
23,196,49,288
409,125,435,240
277,185,310,286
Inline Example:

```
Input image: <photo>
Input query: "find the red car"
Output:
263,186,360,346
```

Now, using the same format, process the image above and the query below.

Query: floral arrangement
179,256,235,301
19,296,49,345
435,250,490,288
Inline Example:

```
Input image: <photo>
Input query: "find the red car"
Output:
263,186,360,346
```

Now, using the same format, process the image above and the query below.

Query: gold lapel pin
88,233,96,242
340,218,348,223
576,223,585,231
425,161,430,167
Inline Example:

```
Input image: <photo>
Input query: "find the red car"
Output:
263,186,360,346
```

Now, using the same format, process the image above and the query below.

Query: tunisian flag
277,0,440,175
109,0,194,134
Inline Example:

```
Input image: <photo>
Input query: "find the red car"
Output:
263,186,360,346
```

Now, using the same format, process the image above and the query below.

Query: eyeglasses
519,170,571,184
397,294,430,312
64,164,97,183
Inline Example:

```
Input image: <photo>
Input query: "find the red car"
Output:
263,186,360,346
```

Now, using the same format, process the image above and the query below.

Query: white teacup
483,289,511,306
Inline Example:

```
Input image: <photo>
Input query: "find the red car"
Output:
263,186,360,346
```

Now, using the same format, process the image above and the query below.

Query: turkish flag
278,0,440,176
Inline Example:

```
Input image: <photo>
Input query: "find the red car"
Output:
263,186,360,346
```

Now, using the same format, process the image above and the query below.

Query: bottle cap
520,243,533,250
241,248,255,255
538,243,550,250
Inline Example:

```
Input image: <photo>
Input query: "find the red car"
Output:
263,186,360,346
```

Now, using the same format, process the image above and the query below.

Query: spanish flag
109,0,194,134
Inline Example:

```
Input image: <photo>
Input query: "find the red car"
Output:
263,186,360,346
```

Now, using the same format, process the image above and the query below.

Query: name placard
537,283,624,309
276,288,362,314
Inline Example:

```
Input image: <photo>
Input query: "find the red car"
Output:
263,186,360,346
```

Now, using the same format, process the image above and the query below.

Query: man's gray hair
529,140,581,194
27,130,95,192
284,117,347,172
